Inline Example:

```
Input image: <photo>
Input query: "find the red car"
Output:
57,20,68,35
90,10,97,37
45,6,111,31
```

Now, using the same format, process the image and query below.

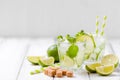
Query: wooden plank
89,39,120,80
0,38,4,43
104,41,115,55
0,38,29,80
27,38,55,56
109,39,120,61
18,38,54,80
89,74,120,80
18,38,120,80
109,39,120,77
54,70,89,80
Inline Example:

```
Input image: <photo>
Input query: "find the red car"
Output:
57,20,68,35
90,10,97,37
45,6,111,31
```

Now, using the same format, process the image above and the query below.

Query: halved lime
39,57,54,67
27,56,41,65
101,54,119,68
62,55,74,67
85,62,102,73
96,64,114,76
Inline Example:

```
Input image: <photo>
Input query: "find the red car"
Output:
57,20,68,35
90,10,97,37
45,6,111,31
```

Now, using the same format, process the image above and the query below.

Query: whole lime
47,44,59,62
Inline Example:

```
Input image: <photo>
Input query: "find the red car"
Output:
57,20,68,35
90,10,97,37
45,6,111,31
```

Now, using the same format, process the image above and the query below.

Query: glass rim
57,41,85,45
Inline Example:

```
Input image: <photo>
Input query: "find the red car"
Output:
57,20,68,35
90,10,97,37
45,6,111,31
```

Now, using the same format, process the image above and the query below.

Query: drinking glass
57,42,85,71
84,35,106,64
57,34,106,71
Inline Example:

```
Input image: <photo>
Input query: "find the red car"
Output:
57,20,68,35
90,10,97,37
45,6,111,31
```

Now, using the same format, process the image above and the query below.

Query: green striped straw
96,16,99,35
100,16,107,36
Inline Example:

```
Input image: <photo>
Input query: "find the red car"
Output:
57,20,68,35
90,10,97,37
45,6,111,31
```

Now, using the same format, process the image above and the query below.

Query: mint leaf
75,30,86,37
66,44,79,58
66,34,76,43
57,35,64,42
57,35,63,40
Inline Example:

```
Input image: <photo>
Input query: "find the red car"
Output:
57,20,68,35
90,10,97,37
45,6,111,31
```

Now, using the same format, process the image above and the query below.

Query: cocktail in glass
57,33,106,71
57,41,85,71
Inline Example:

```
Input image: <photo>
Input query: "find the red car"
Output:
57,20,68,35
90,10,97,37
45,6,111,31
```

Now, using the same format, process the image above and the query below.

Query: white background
0,0,120,38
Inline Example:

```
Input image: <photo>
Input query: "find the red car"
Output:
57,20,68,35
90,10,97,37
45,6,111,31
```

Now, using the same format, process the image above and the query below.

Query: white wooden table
0,38,119,80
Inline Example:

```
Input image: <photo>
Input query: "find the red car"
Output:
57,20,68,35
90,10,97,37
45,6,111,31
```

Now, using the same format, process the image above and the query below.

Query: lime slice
76,34,96,60
66,44,79,58
62,55,74,67
85,62,102,73
27,56,41,65
101,54,119,68
76,34,96,48
76,52,84,67
96,64,114,76
39,57,54,67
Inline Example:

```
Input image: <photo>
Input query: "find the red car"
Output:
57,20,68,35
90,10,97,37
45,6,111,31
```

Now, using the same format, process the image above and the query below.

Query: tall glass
84,34,106,64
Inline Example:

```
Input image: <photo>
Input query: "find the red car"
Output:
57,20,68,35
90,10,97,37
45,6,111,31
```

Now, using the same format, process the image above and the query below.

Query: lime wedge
101,54,119,68
96,64,114,76
62,55,74,67
27,56,41,65
85,62,102,73
39,57,54,67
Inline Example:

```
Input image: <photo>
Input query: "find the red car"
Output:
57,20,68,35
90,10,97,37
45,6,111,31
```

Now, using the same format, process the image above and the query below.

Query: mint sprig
57,35,63,40
65,34,79,58
57,35,64,42
75,30,86,37
66,34,76,43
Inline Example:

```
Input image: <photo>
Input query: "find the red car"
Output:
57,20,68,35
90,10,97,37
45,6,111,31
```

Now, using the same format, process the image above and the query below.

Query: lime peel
85,62,101,73
27,56,41,65
39,57,54,67
101,54,119,68
47,44,59,62
96,64,114,76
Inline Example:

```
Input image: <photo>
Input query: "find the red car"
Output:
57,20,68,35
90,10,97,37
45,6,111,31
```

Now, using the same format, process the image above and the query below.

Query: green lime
47,44,59,62
39,57,54,67
27,56,41,65
62,55,74,67
101,54,119,68
85,62,102,73
96,64,114,76
66,44,79,58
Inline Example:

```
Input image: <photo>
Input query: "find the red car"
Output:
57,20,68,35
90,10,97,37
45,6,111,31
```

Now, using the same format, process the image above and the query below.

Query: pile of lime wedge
85,54,119,76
